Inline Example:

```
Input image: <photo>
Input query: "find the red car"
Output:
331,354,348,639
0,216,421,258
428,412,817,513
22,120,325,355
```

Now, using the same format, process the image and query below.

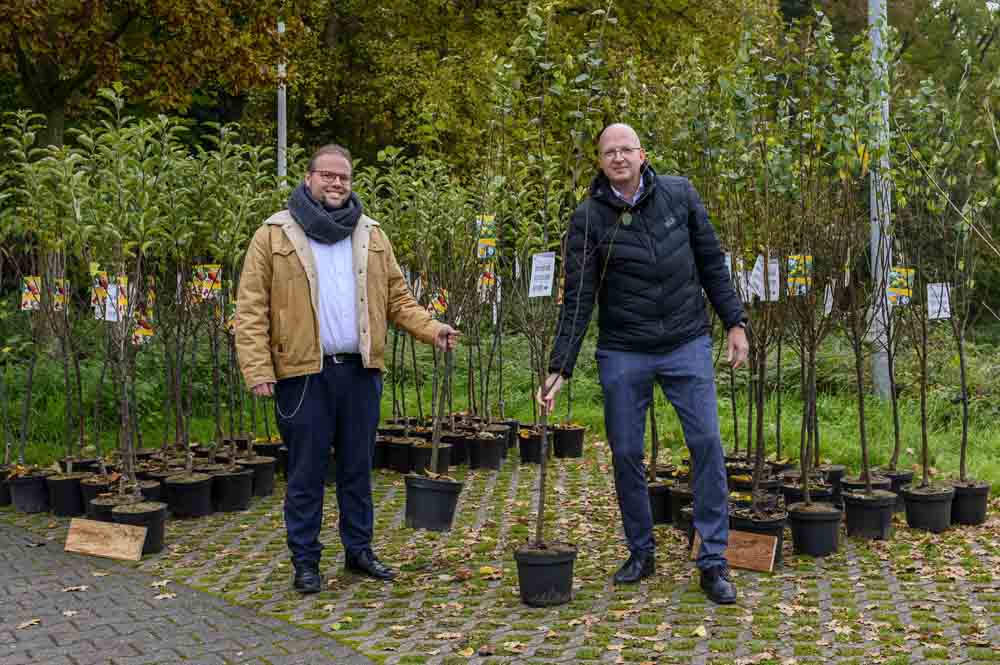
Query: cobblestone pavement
0,522,371,665
2,440,998,665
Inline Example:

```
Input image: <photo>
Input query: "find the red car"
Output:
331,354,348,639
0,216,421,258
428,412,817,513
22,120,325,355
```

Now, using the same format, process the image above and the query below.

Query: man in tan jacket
236,144,458,593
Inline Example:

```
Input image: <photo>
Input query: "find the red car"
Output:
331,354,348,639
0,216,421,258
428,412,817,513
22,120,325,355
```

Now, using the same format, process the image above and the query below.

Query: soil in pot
874,468,914,513
409,443,452,476
9,473,50,514
518,429,543,465
729,474,780,494
89,494,140,523
514,542,577,607
235,456,276,497
901,484,955,533
768,458,797,475
165,473,213,518
552,424,585,458
47,472,90,517
211,467,254,512
385,437,414,474
404,474,463,532
648,482,671,524
730,507,788,566
670,483,694,530
145,467,186,484
842,489,896,540
787,502,842,556
112,501,168,555
950,480,990,526
139,479,163,502
377,424,407,438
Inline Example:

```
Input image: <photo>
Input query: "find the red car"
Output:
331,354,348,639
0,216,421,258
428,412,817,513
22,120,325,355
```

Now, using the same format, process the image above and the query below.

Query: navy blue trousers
274,357,382,567
596,335,729,570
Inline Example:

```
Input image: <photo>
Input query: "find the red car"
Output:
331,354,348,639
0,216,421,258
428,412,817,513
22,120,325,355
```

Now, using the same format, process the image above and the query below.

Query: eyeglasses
310,170,352,184
600,146,641,161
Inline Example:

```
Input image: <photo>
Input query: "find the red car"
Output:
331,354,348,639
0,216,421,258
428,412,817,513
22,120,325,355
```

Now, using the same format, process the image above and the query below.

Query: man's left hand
435,325,461,352
727,325,749,369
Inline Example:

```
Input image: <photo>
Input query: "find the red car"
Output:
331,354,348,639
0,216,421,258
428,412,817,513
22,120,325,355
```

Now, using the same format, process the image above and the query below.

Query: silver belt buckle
328,353,342,364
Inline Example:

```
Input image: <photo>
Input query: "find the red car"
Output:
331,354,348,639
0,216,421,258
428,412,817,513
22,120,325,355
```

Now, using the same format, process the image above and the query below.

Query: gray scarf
287,184,362,244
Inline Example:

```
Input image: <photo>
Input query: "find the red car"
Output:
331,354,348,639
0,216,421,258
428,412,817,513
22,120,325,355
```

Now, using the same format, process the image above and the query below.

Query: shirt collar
610,177,644,206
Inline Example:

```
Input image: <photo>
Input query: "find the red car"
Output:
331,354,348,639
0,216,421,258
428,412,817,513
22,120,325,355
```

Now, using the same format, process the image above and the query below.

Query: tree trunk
648,400,659,483
853,333,872,494
411,331,423,422
955,325,969,482
775,331,783,460
17,352,38,464
729,365,739,456
886,329,902,470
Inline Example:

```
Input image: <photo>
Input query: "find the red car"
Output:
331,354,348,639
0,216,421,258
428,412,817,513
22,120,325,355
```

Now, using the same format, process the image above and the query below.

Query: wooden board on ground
691,529,777,573
65,518,146,562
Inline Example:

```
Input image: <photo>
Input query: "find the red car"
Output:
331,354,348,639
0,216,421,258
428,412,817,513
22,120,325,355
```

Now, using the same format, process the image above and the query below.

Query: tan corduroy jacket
235,209,443,389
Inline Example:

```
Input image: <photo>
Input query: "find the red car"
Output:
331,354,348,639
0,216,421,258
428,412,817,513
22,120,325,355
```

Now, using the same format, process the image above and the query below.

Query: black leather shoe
292,561,322,594
345,549,397,581
700,565,737,604
613,550,655,584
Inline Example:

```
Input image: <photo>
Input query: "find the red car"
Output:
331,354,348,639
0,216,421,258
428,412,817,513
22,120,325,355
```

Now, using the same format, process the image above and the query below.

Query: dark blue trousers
274,357,382,567
596,335,729,570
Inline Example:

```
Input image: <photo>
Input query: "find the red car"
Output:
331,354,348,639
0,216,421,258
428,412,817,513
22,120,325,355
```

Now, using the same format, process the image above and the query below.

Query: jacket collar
589,163,657,210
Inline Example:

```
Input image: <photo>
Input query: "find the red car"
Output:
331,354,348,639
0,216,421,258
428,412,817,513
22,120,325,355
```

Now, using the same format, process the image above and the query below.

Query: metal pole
869,0,891,399
277,20,288,183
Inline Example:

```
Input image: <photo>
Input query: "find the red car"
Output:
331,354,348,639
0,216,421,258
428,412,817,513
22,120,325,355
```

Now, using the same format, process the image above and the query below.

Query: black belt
325,352,362,364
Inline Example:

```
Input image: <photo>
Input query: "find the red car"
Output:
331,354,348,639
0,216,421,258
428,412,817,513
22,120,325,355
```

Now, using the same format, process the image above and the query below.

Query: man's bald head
596,123,646,194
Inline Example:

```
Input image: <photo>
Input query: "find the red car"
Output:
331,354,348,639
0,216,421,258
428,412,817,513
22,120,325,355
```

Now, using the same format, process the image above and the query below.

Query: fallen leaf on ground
62,610,79,617
17,619,40,629
692,624,708,638
458,647,474,657
91,571,110,577
62,585,88,593
434,632,463,640
477,645,495,656
151,580,170,588
154,592,176,600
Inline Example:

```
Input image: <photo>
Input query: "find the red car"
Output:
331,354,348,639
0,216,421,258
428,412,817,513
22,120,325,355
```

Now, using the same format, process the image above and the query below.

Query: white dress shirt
308,236,359,355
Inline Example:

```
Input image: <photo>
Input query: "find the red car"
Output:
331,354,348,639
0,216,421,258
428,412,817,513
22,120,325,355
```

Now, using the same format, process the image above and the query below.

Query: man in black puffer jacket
538,123,748,604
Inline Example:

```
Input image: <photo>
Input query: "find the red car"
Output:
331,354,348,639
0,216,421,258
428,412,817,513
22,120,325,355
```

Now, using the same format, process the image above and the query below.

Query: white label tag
750,255,765,300
528,252,556,298
927,283,951,320
824,281,835,316
766,259,781,302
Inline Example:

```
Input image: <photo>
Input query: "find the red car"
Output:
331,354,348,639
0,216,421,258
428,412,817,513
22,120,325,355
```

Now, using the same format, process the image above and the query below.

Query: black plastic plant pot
211,468,254,512
10,475,49,514
59,457,99,474
386,438,413,474
901,485,955,533
730,475,780,494
409,443,452,476
373,439,389,470
112,501,168,555
840,475,892,495
440,433,468,466
404,475,463,532
483,425,511,460
277,446,289,477
648,482,671,525
46,473,89,517
0,467,11,507
552,425,585,458
165,473,214,518
679,505,696,547
139,480,163,502
514,543,577,607
670,483,694,529
80,477,112,507
252,441,283,461
89,494,139,523
950,480,990,526
877,469,914,513
843,490,896,540
236,456,276,497
781,483,834,506
502,420,519,449
730,510,788,566
518,431,543,465
818,464,847,498
377,424,407,438
475,435,504,471
787,502,842,556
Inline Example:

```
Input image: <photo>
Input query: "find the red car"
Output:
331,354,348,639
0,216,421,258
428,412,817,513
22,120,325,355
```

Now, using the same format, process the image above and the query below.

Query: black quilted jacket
548,165,745,378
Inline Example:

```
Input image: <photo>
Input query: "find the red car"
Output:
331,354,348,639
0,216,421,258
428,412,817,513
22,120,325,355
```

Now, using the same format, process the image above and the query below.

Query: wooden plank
65,518,146,562
691,529,777,573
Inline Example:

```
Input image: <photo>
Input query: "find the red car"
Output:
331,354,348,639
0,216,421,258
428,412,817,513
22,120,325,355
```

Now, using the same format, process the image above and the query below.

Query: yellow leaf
479,565,497,575
693,625,708,638
458,648,474,657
